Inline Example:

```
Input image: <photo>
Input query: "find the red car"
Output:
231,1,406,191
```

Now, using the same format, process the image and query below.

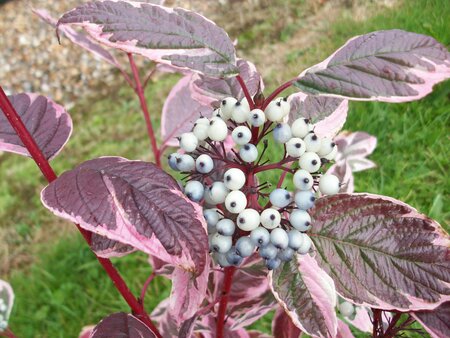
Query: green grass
1,0,449,336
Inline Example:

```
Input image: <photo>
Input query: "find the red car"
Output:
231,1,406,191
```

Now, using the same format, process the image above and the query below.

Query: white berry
248,109,266,127
208,181,229,204
260,208,281,229
250,227,270,247
239,143,258,163
210,233,232,253
193,122,209,141
319,174,340,195
286,138,306,158
225,190,247,213
304,133,321,153
270,228,289,249
216,218,236,236
196,154,214,174
179,132,198,152
231,100,251,123
236,208,260,231
235,236,255,257
297,233,312,254
264,100,285,122
232,126,252,145
289,209,311,231
294,190,316,210
317,137,336,157
184,180,204,202
223,168,246,190
291,118,312,138
220,97,237,120
176,154,195,172
293,169,314,190
269,188,292,208
208,118,228,141
273,123,292,143
299,152,321,173
339,301,355,317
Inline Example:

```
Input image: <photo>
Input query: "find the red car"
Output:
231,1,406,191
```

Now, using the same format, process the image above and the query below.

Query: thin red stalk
383,312,403,338
142,66,157,90
127,54,161,167
236,74,254,109
139,272,156,306
254,157,294,174
216,266,236,338
0,87,162,338
119,68,135,89
277,162,294,188
261,79,296,110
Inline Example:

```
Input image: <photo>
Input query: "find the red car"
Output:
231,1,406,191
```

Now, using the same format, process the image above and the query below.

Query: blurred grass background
0,0,448,336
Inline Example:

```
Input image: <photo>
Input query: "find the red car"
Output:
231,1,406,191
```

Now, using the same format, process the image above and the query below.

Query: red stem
0,87,162,338
261,79,296,110
216,266,236,338
236,74,254,109
128,54,161,167
0,328,17,338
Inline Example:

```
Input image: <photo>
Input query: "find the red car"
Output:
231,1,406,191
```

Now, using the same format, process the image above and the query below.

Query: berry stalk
216,266,236,338
0,87,162,338
128,53,161,167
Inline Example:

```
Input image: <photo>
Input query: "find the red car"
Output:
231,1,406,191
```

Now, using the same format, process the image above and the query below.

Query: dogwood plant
0,1,449,337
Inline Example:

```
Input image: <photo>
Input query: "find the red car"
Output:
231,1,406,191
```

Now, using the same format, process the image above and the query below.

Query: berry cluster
168,95,340,270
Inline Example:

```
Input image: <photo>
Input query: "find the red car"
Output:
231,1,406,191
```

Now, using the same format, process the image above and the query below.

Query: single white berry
304,133,321,153
269,188,292,208
232,126,252,145
231,100,251,123
196,154,214,174
317,137,336,157
273,123,292,143
299,152,321,173
248,109,266,127
176,154,195,172
260,208,281,229
264,100,285,122
250,227,270,247
278,247,295,262
297,233,312,254
323,145,338,161
239,143,258,163
195,117,209,126
293,169,314,190
339,301,355,317
294,190,316,210
193,122,209,141
236,208,260,231
289,209,312,231
259,243,278,260
288,229,304,251
168,153,180,171
179,132,198,152
220,97,238,120
210,233,232,253
203,208,222,227
286,138,306,158
319,174,340,195
278,97,290,117
270,228,289,249
184,180,204,202
208,181,229,204
225,190,247,213
291,118,312,138
216,218,236,236
223,168,246,190
235,236,255,257
208,118,228,141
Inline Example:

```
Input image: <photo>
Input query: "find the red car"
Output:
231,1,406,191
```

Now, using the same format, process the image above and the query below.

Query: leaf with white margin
90,233,136,258
0,280,14,331
326,160,354,193
0,93,72,160
57,1,238,77
151,299,180,337
344,306,372,333
169,257,210,323
78,325,95,338
412,301,450,338
229,291,276,330
41,157,208,275
334,131,377,172
269,254,338,338
89,312,157,337
191,59,264,106
33,9,123,70
309,193,450,311
336,319,354,338
272,306,302,338
295,30,450,102
160,74,212,149
287,93,348,138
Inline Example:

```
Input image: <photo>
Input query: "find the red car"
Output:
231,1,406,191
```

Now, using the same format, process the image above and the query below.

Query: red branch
261,79,296,110
236,74,254,109
0,87,162,338
128,54,161,167
216,266,236,338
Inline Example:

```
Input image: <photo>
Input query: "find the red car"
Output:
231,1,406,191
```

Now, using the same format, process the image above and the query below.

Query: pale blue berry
293,169,314,190
270,228,289,249
273,123,292,143
235,236,255,257
239,143,258,163
168,153,180,171
226,247,244,266
232,126,252,145
196,154,214,174
288,229,304,251
294,190,316,210
289,209,311,231
259,243,278,260
184,180,204,202
269,188,292,208
210,233,232,253
216,218,235,236
278,247,295,262
176,154,195,172
266,257,281,270
250,227,270,247
208,181,229,204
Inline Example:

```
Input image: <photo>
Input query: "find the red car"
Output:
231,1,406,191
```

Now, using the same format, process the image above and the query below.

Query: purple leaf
295,30,450,102
33,9,123,70
412,301,450,338
269,254,338,338
169,260,210,323
272,306,302,338
229,292,275,330
326,160,354,193
334,131,377,172
287,92,348,138
178,314,199,338
151,299,180,336
57,1,238,77
78,326,95,338
336,320,354,338
90,233,136,258
89,312,157,337
309,193,450,311
160,74,212,148
41,157,208,275
148,256,175,277
0,93,72,160
191,59,264,105
0,280,14,329
196,315,251,338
